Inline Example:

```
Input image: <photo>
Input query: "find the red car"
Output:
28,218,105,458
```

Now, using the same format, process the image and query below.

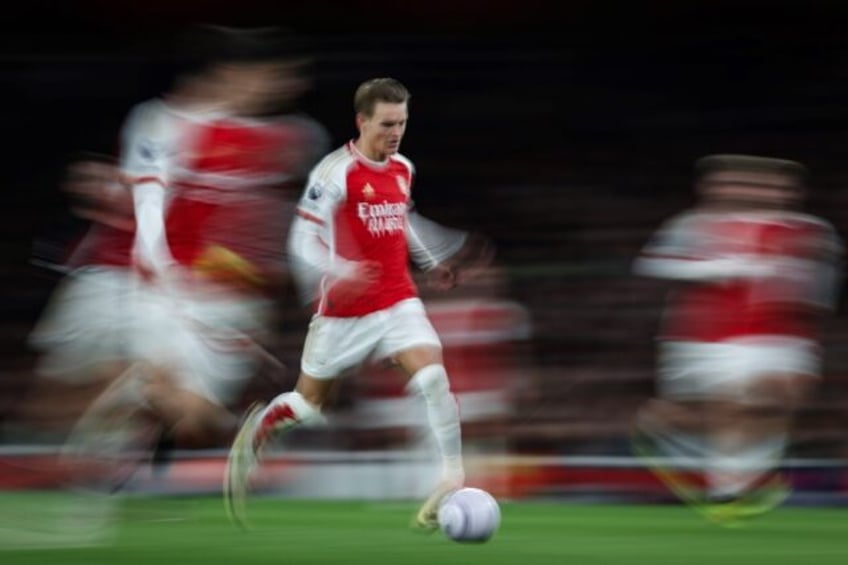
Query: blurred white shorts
301,298,442,379
29,267,134,382
658,337,821,402
126,277,272,406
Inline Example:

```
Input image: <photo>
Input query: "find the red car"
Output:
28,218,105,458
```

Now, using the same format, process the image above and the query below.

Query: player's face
357,101,408,161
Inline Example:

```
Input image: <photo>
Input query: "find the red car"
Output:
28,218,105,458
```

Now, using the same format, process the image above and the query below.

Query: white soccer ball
437,487,501,543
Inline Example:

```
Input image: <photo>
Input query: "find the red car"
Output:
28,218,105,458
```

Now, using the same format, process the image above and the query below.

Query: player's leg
631,397,708,507
398,348,464,481
701,341,819,523
247,313,383,451
631,341,716,511
702,371,813,520
256,375,331,449
223,374,332,528
60,361,161,493
224,313,378,527
396,347,465,531
380,300,465,530
141,368,242,447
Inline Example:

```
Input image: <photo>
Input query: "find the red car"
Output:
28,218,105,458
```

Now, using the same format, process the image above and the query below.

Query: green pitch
1,493,846,564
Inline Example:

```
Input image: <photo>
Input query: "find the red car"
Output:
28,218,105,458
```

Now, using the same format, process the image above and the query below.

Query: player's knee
407,364,451,399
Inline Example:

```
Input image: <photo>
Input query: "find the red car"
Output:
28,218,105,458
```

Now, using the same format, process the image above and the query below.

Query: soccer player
119,25,327,451
23,154,139,455
28,156,136,387
225,78,478,531
42,26,327,489
632,155,843,525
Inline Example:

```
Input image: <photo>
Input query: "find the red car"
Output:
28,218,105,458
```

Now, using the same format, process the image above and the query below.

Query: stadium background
2,0,848,503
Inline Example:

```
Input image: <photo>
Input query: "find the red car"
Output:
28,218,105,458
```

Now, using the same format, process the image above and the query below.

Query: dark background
6,1,848,253
4,0,848,454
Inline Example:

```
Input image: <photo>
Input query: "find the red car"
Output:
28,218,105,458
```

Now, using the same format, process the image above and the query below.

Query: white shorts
301,298,442,379
126,277,272,406
29,267,134,382
659,337,821,402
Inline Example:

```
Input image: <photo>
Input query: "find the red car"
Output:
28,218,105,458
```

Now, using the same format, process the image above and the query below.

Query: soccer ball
437,487,500,543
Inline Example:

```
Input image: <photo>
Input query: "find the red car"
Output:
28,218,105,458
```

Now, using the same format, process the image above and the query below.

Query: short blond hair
353,77,410,117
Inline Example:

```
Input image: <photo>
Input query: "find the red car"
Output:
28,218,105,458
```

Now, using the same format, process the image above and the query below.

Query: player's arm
784,218,845,312
62,157,135,231
634,254,775,282
406,209,498,290
406,210,468,271
287,173,375,303
119,103,175,277
633,214,772,282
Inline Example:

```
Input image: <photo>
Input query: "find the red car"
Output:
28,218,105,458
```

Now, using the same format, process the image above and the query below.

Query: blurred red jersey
166,115,323,273
119,98,327,285
638,210,841,342
66,224,135,268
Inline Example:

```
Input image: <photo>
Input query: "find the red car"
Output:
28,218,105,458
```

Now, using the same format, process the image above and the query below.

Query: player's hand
427,233,495,290
427,264,458,290
454,233,496,285
63,159,134,230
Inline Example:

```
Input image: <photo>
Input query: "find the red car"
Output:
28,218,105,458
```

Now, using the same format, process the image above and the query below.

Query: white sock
407,364,464,483
259,391,323,436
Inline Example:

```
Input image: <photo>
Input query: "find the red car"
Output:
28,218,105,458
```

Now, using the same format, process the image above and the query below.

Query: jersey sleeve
287,163,356,302
406,211,468,270
119,101,172,186
754,217,845,310
119,100,175,274
633,212,773,282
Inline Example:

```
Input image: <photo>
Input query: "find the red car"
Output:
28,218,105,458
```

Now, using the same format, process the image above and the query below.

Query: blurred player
225,78,485,531
43,26,327,495
119,25,327,453
28,155,135,392
122,26,326,452
632,155,842,525
19,147,141,548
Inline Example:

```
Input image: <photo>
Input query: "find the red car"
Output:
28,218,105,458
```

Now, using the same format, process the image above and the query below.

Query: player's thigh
374,299,443,372
300,314,385,379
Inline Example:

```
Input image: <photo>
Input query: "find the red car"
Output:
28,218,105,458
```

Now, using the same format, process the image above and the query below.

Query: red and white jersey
292,142,417,316
635,209,842,342
167,113,325,272
120,97,327,283
120,98,214,274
